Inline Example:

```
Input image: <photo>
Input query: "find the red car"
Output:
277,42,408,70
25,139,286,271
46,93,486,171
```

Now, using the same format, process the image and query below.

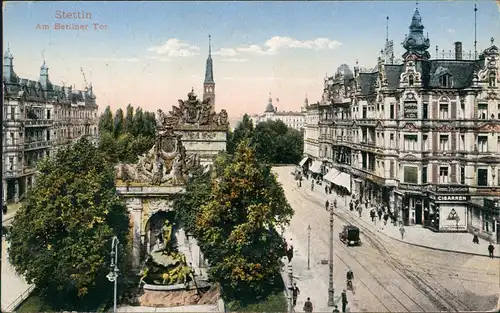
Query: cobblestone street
275,166,500,312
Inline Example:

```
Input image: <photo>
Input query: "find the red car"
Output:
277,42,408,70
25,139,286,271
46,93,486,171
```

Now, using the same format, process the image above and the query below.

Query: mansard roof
358,72,378,95
419,59,482,89
385,64,405,90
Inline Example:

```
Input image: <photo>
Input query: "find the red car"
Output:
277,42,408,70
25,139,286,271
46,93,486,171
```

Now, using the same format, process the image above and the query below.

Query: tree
114,108,124,138
227,114,254,154
252,120,303,164
130,107,145,137
8,138,130,307
176,141,294,301
99,106,114,133
124,104,134,134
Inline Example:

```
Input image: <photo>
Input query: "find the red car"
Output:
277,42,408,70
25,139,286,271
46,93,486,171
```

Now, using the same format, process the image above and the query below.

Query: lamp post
307,225,311,270
106,236,120,313
327,203,335,306
287,264,294,313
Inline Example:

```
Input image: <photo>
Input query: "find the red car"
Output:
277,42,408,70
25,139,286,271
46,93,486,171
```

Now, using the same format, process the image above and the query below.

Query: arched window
408,75,414,86
489,72,497,87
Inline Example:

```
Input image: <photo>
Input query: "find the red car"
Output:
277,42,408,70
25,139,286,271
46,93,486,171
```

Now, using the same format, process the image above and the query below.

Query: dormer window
408,75,414,86
440,74,452,88
489,72,497,87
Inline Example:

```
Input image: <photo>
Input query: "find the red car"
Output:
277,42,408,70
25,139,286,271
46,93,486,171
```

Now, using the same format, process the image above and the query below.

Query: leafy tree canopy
8,138,130,304
98,105,156,164
175,141,294,301
228,117,304,165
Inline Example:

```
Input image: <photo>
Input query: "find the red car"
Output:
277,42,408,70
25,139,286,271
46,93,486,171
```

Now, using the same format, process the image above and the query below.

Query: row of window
404,166,500,187
5,105,96,121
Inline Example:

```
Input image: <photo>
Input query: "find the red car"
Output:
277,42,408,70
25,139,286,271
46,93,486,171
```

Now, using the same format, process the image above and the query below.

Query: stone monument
165,88,229,166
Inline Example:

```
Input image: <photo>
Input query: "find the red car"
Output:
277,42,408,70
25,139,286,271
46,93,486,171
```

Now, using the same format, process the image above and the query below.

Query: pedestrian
349,200,354,211
2,204,7,215
378,207,383,221
325,200,330,211
291,282,300,306
303,297,313,312
333,199,337,209
472,231,479,244
358,206,362,218
383,212,389,226
299,176,302,187
365,200,369,210
370,208,376,223
341,289,348,312
488,243,495,258
332,305,340,313
287,245,294,262
399,225,406,240
311,181,314,191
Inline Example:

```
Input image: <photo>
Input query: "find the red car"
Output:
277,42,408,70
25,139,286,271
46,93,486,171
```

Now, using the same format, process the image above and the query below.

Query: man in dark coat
473,231,479,244
378,207,383,221
341,289,348,312
488,243,495,258
303,297,313,312
325,200,330,211
349,201,354,211
291,283,300,306
287,245,294,262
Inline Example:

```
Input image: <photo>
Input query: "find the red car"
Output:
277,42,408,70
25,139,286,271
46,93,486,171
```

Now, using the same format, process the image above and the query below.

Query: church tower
203,34,215,112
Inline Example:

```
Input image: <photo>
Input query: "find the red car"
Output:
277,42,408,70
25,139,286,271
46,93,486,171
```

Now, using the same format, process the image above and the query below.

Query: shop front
433,194,469,232
398,183,426,226
468,198,500,243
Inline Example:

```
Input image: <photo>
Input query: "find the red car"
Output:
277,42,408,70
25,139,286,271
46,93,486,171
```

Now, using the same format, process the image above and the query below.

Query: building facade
252,95,306,132
3,48,99,203
303,8,500,240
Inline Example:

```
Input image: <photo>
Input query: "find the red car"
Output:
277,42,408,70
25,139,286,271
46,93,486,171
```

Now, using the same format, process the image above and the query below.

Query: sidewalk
2,202,23,225
281,233,358,313
304,180,500,258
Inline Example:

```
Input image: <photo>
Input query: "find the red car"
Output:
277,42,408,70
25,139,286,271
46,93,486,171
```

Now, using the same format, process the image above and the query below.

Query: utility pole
287,264,294,313
327,203,335,306
307,225,311,270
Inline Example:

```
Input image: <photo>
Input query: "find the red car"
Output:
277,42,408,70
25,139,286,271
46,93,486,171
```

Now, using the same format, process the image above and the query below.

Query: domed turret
402,8,431,60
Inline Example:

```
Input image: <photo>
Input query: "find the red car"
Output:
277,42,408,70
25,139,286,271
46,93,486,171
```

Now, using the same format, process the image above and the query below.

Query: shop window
403,166,418,184
477,168,488,186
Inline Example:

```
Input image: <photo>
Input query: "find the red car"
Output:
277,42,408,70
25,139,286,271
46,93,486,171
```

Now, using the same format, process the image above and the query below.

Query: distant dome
265,96,275,112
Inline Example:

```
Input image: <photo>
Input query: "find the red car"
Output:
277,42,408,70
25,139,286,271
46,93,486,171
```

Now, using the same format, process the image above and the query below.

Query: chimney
454,42,463,60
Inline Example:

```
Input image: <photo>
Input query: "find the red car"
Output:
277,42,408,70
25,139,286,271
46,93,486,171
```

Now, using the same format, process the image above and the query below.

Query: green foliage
98,106,114,134
175,141,294,301
253,120,304,164
226,276,286,312
227,114,254,154
8,138,130,305
97,105,156,164
228,116,303,165
114,108,124,137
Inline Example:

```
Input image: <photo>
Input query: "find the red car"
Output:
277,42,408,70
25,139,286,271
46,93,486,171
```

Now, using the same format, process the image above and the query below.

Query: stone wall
176,130,226,162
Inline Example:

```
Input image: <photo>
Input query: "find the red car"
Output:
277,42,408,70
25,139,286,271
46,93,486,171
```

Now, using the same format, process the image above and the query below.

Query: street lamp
307,225,311,270
106,236,120,313
327,203,335,306
287,264,294,313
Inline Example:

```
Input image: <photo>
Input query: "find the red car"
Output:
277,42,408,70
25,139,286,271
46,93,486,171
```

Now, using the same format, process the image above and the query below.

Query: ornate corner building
2,48,99,203
303,8,500,241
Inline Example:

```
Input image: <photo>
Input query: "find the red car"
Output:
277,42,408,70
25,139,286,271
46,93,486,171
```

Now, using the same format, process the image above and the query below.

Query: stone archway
144,210,177,256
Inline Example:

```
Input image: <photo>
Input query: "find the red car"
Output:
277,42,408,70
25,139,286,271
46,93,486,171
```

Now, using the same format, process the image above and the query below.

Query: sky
3,1,500,118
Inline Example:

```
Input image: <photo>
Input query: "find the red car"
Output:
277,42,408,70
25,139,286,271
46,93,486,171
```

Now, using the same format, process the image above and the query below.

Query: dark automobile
339,225,360,246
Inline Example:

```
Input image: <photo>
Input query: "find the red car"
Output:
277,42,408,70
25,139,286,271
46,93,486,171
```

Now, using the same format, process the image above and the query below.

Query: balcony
24,140,52,151
3,142,23,152
358,119,377,126
24,119,53,127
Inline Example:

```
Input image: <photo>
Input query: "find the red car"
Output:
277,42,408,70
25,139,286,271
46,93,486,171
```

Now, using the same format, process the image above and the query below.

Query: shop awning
324,168,340,183
299,157,310,167
332,172,351,192
309,161,322,174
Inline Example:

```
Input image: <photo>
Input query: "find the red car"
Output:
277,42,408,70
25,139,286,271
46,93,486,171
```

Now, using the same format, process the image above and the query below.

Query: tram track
286,179,475,312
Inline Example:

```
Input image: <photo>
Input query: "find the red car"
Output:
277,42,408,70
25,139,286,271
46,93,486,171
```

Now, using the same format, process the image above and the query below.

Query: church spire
203,34,216,110
204,34,214,84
